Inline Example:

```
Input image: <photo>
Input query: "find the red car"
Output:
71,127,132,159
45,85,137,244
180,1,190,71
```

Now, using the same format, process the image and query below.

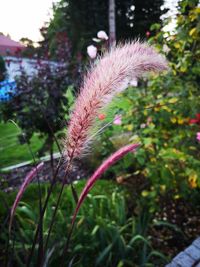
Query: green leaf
96,244,113,265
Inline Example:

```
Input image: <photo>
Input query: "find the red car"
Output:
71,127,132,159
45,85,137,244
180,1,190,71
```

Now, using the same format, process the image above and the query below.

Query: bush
0,56,6,82
93,0,200,206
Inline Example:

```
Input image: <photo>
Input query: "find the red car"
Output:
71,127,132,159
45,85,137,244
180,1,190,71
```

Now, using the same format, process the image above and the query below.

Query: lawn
0,122,44,169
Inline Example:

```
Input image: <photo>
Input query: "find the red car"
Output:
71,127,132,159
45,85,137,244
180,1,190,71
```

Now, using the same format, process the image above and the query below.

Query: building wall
3,56,59,80
0,46,24,56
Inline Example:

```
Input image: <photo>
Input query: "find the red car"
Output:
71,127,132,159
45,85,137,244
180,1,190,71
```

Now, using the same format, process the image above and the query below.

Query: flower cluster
189,113,200,125
87,30,109,59
189,113,200,142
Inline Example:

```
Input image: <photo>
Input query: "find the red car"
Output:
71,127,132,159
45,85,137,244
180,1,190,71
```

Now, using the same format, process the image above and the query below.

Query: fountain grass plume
65,41,168,161
9,162,44,233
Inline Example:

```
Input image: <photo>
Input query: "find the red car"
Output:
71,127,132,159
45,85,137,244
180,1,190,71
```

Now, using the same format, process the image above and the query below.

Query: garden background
0,0,200,266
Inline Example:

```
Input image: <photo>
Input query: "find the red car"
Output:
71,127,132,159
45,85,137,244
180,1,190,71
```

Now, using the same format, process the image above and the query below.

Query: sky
0,0,178,44
0,0,58,43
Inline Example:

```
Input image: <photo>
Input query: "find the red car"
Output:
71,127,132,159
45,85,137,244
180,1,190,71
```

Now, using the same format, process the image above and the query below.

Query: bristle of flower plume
65,41,168,160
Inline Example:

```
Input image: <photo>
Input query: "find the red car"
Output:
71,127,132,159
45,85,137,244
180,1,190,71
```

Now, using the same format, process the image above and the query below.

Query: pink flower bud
146,31,151,37
87,45,97,59
97,30,109,40
196,132,200,142
113,115,122,125
147,117,152,124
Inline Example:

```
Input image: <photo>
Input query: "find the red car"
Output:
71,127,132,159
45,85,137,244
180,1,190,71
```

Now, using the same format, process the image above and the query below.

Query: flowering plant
189,113,200,125
9,41,168,265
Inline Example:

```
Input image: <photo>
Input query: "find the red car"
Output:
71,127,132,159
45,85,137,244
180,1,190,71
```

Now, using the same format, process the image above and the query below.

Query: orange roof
0,35,25,48
0,35,25,56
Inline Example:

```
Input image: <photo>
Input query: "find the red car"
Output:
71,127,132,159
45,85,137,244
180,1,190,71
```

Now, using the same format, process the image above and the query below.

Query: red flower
98,113,106,120
189,113,200,125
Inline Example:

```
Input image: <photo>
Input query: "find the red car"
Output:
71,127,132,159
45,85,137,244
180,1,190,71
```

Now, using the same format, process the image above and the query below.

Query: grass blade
9,162,44,232
71,143,139,227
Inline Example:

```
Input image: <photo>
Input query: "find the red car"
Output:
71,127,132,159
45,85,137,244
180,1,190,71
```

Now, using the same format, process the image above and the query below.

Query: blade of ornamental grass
71,143,139,227
60,144,139,264
9,162,44,233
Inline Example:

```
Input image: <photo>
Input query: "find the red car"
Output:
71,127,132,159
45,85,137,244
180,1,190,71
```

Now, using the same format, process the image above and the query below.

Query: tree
109,0,116,46
43,0,166,59
115,0,167,39
19,37,37,58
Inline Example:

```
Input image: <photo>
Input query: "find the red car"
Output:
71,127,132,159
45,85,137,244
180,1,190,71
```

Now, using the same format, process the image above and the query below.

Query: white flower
87,45,97,59
140,123,146,129
129,79,138,87
92,38,101,43
97,31,109,40
163,44,170,54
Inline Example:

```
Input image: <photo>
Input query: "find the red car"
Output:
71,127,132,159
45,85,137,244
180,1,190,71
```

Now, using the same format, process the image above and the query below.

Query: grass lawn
0,122,45,169
0,88,74,169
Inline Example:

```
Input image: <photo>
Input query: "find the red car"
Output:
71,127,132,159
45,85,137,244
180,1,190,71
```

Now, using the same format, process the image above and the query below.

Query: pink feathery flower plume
65,41,168,160
9,162,44,232
71,143,139,226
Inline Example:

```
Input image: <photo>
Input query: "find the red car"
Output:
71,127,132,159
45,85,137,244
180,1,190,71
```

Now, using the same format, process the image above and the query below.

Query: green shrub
93,0,200,207
0,55,6,82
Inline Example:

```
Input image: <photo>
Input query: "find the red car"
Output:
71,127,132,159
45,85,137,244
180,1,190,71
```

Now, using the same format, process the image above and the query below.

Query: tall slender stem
60,219,75,266
26,158,63,267
43,161,72,252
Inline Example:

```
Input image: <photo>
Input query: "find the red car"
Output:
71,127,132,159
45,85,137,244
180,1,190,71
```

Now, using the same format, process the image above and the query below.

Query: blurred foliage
91,0,200,206
0,122,44,168
0,65,69,157
0,55,6,82
0,40,72,159
0,181,168,266
42,0,166,61
19,38,37,58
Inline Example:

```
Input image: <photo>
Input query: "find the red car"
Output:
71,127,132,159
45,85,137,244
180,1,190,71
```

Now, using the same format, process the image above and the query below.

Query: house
0,35,25,56
0,35,62,101
4,56,60,80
